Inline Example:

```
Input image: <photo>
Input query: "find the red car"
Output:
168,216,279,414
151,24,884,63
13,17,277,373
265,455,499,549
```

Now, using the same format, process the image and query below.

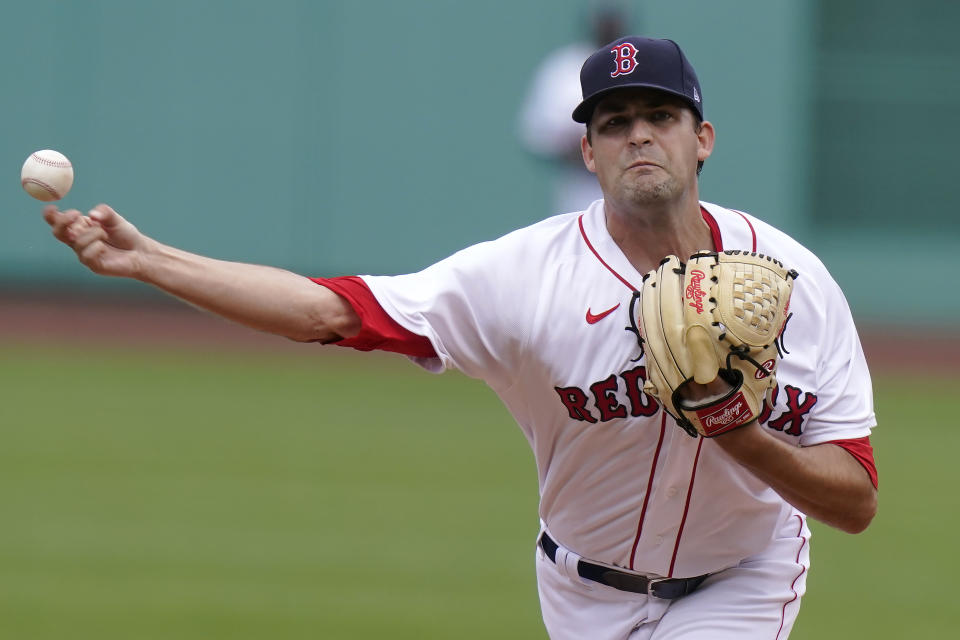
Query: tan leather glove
635,251,798,437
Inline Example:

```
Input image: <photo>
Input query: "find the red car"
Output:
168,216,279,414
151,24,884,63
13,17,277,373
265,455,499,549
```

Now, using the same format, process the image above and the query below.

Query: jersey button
666,486,679,498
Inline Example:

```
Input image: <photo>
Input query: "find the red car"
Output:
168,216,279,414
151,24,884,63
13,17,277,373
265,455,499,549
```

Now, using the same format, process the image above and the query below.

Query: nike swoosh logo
586,303,621,324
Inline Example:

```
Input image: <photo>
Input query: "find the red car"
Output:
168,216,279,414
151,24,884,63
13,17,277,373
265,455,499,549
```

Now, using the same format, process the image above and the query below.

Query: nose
627,119,654,147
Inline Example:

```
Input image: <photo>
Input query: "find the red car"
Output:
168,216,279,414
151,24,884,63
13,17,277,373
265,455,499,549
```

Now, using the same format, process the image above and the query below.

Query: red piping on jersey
578,214,640,291
580,208,728,290
628,412,668,570
700,206,725,251
732,209,758,252
667,437,704,577
776,514,808,640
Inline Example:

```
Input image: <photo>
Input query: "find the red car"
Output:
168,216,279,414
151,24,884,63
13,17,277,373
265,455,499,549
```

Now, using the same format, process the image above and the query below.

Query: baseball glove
632,250,798,438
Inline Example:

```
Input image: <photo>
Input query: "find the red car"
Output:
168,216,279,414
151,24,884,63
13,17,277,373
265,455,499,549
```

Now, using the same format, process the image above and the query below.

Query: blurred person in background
517,2,627,214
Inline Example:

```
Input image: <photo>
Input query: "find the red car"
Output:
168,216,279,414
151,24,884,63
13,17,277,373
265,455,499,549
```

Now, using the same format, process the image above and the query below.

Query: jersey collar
578,200,727,292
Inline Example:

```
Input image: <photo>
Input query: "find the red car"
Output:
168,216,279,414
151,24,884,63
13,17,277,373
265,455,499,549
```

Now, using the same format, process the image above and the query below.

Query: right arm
44,204,360,343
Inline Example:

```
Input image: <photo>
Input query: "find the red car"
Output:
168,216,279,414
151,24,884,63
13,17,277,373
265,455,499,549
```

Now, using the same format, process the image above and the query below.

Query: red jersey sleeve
311,276,436,359
829,436,878,489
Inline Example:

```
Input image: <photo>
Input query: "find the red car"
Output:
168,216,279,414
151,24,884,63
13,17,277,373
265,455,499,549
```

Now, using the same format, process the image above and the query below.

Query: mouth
627,160,661,171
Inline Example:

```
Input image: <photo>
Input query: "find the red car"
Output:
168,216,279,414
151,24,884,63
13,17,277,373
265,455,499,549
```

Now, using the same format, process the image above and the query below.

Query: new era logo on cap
572,36,703,123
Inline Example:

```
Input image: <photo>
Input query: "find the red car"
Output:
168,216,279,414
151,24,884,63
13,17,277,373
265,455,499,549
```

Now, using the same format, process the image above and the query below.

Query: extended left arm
713,422,878,534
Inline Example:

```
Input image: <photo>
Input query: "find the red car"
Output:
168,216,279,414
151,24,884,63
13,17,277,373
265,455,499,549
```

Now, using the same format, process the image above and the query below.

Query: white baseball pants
536,516,810,640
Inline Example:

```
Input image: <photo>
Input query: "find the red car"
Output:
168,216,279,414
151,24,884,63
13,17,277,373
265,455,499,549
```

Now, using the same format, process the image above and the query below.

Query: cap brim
572,83,701,123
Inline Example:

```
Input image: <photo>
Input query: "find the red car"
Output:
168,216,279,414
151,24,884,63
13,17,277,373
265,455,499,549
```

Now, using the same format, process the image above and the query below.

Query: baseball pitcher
43,36,877,639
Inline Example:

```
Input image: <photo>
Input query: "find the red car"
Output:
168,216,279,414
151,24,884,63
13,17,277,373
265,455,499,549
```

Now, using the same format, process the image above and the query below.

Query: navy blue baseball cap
572,36,703,123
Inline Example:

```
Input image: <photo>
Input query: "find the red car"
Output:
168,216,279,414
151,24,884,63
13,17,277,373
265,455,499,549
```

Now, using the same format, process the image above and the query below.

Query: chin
626,181,678,205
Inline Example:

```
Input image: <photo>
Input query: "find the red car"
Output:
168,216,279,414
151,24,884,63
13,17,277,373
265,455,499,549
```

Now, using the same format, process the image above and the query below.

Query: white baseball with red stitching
21,149,74,202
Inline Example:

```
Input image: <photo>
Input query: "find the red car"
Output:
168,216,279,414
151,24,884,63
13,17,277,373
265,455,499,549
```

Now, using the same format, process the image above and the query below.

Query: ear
581,133,596,173
697,120,716,163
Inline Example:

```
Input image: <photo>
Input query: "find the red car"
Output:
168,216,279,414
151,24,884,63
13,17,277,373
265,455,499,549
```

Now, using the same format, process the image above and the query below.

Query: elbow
292,296,361,343
839,488,878,534
284,284,362,343
285,316,354,344
280,315,331,344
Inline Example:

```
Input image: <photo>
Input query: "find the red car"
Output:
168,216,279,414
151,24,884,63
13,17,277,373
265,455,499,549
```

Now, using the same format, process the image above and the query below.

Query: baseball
21,149,74,202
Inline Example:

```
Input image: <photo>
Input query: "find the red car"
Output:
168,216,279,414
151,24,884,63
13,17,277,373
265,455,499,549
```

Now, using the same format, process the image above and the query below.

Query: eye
650,110,673,122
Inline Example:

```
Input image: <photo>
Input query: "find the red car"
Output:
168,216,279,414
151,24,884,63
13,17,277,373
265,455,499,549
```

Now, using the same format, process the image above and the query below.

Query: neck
603,192,715,275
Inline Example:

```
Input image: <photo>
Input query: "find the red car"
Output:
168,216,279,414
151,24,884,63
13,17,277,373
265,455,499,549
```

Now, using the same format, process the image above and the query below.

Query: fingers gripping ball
21,150,74,201
636,251,798,437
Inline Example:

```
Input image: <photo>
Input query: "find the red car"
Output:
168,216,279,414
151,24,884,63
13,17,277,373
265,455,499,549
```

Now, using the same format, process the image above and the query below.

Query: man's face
581,88,714,208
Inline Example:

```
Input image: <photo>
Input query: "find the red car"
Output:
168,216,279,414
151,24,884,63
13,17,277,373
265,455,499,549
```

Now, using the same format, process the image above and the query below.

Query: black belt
539,532,709,599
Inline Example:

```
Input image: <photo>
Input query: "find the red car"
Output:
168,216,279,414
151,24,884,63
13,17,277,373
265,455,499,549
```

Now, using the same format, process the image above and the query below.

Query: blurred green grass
793,375,957,640
0,344,952,638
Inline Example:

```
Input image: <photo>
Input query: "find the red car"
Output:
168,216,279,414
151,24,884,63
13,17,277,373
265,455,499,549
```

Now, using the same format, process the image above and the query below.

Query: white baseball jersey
318,200,876,614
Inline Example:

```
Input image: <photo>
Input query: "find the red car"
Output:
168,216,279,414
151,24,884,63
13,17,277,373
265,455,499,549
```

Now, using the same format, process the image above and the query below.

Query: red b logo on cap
610,43,639,77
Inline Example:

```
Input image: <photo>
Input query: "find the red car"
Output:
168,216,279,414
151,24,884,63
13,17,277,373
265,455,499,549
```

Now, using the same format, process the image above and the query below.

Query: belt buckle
646,576,668,599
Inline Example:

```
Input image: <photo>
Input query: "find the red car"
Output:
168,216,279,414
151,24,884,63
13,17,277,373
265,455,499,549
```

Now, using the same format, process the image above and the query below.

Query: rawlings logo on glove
629,250,798,438
685,269,707,312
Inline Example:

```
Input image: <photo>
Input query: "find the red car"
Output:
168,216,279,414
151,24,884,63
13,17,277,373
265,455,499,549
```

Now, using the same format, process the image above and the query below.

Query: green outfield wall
2,0,957,326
